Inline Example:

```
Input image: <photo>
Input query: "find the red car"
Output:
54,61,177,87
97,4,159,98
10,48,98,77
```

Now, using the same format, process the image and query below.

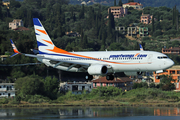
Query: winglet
10,39,20,57
139,44,144,51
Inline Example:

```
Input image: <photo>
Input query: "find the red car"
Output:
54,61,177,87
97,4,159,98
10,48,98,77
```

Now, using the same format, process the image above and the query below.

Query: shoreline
1,101,180,108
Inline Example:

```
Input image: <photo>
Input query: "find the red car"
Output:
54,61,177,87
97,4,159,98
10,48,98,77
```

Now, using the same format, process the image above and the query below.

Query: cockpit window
157,56,168,59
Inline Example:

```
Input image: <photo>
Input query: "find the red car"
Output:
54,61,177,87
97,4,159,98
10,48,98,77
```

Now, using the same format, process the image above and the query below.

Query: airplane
10,18,174,80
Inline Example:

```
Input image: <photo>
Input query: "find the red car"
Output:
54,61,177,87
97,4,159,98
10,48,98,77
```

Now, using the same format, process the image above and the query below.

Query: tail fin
10,39,20,57
139,44,144,51
33,18,67,54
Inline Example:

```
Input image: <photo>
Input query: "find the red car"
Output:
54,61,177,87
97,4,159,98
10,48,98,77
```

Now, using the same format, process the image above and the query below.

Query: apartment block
162,47,180,54
153,65,180,91
108,6,128,18
140,13,153,24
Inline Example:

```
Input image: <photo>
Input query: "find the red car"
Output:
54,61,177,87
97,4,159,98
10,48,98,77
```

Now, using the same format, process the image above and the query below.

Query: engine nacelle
87,65,108,75
124,71,143,76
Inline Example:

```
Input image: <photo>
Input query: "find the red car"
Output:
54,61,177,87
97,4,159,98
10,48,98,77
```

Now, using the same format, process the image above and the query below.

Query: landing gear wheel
85,75,93,80
106,75,114,80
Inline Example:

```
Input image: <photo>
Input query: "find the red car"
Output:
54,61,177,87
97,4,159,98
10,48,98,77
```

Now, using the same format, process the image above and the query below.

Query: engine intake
87,65,108,75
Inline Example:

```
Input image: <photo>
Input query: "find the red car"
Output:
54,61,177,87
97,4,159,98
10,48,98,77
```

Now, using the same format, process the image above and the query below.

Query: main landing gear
85,74,115,81
106,74,114,80
85,75,93,80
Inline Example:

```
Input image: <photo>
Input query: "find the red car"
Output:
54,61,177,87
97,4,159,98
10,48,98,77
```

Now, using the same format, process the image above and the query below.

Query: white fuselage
37,50,174,74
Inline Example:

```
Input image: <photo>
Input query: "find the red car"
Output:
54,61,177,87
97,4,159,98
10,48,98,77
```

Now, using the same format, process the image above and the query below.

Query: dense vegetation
1,85,180,105
70,0,180,11
0,74,175,103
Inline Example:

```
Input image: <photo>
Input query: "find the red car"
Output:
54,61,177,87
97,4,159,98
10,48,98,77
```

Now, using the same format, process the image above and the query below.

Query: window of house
178,76,180,81
171,71,175,74
101,83,103,86
95,83,97,87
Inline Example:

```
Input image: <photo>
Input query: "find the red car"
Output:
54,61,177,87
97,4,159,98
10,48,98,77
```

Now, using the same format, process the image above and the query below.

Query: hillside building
123,2,143,10
9,19,23,30
108,6,128,18
92,77,133,92
65,31,81,37
162,47,180,54
153,65,180,91
2,1,10,9
60,81,93,95
0,83,15,98
140,13,153,24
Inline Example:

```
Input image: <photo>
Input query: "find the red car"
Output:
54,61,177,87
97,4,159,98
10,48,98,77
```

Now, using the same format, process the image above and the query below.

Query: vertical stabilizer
33,18,60,54
139,44,144,51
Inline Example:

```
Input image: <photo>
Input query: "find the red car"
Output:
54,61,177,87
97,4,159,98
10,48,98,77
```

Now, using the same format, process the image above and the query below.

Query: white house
60,81,93,95
0,83,15,98
9,19,23,30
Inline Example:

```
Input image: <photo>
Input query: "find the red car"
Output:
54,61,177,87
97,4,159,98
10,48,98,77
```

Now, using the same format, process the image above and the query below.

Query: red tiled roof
92,77,132,83
14,27,29,31
123,2,143,6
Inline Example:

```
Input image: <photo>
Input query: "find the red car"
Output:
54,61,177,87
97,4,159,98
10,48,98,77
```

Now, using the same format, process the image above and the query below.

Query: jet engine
87,65,108,75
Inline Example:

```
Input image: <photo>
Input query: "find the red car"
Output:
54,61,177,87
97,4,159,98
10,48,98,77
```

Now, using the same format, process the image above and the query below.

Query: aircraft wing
10,39,90,72
25,54,89,72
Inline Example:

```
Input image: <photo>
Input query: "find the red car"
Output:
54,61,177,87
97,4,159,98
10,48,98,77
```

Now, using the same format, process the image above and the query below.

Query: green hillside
69,0,180,11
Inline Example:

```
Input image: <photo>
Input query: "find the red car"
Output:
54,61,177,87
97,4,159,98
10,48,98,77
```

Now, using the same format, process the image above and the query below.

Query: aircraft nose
168,60,174,68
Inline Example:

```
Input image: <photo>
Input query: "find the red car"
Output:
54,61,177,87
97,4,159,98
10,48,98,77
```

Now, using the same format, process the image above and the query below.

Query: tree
149,83,156,88
151,15,155,34
107,9,115,42
128,0,134,2
43,76,59,99
118,0,122,6
15,76,44,100
79,4,84,19
9,0,21,8
0,4,2,20
114,0,116,6
83,34,88,49
159,75,175,91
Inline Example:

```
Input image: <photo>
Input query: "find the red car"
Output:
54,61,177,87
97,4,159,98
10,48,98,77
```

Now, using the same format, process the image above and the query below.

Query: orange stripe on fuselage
43,39,53,45
36,29,47,35
134,53,140,57
47,46,149,65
